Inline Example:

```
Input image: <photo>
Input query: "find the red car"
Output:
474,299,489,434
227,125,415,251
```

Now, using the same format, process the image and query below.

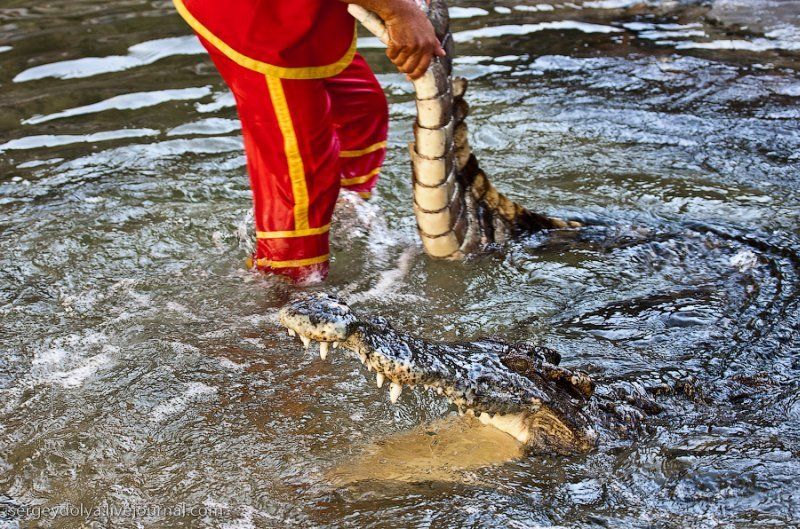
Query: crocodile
302,3,656,453
347,0,581,259
279,293,665,454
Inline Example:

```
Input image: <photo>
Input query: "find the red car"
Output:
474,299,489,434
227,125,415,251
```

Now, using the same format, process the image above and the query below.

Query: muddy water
1,1,799,527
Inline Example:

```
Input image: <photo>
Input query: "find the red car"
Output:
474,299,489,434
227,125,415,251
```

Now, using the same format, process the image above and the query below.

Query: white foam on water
730,250,759,272
583,0,643,8
234,208,256,255
761,108,800,119
0,128,159,152
357,36,386,49
240,312,278,328
771,82,800,97
623,22,656,31
33,331,109,366
624,22,704,31
529,54,594,71
495,6,512,14
638,29,707,40
454,55,494,64
26,330,119,389
23,86,212,125
218,505,283,529
374,72,414,95
766,25,800,44
565,479,603,505
333,192,423,302
196,91,236,113
334,192,408,261
150,382,217,422
347,246,424,304
167,117,240,137
454,21,622,42
16,158,64,169
774,83,800,97
221,514,256,529
13,36,204,82
673,27,800,52
0,46,11,53
219,358,248,371
33,343,70,367
51,353,113,388
514,4,555,12
449,6,489,18
165,302,206,323
495,54,528,62
166,340,202,355
670,38,800,52
451,63,514,79
239,337,266,350
75,137,243,166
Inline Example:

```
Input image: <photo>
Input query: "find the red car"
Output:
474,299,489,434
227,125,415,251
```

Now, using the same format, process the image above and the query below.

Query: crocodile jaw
343,330,597,451
279,296,597,452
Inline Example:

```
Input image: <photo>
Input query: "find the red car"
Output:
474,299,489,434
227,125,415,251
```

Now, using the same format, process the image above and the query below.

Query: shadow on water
1,0,799,527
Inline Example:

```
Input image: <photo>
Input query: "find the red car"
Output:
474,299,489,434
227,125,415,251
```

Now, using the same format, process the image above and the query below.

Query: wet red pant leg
201,38,340,282
325,54,389,199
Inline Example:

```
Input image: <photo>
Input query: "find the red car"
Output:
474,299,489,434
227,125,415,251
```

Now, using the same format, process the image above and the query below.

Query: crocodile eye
500,355,535,375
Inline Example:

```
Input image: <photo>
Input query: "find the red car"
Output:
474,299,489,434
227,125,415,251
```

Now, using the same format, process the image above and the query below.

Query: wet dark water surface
1,1,799,528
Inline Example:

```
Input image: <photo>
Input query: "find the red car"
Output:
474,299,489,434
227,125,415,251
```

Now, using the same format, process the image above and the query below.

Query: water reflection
0,128,159,152
23,87,213,125
12,36,205,82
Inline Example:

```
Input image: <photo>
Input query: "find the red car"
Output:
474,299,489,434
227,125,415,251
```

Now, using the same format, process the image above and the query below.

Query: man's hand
383,2,446,80
344,0,445,80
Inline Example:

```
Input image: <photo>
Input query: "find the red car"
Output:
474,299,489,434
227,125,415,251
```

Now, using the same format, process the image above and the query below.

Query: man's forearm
340,0,419,25
341,0,443,80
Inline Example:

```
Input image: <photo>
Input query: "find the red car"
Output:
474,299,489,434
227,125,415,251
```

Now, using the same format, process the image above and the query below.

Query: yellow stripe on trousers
255,254,330,269
341,167,381,187
256,224,330,239
340,141,386,158
265,75,310,231
173,0,357,80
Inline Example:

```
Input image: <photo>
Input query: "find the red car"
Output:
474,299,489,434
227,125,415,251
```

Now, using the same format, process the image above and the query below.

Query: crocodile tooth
300,335,310,348
389,382,402,404
359,352,367,364
376,373,385,388
333,341,340,349
319,342,329,360
287,329,296,337
437,387,444,395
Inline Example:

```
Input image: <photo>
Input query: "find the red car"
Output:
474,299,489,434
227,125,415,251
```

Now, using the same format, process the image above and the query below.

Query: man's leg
201,39,340,282
324,53,389,199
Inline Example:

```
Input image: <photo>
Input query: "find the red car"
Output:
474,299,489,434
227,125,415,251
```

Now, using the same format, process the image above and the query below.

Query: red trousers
200,39,389,281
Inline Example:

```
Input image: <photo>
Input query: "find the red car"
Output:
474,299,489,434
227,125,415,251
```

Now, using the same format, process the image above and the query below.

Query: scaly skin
349,0,582,259
279,294,649,454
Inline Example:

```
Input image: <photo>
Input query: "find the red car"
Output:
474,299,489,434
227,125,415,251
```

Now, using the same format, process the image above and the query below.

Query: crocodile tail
349,0,580,260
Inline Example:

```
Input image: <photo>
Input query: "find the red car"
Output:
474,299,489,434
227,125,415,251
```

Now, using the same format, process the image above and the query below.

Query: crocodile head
279,294,598,454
